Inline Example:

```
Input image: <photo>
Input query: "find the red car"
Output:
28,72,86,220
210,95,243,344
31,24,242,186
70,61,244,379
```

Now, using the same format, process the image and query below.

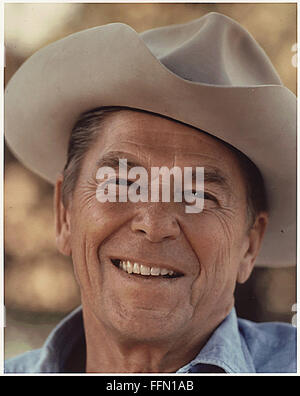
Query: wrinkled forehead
95,109,243,172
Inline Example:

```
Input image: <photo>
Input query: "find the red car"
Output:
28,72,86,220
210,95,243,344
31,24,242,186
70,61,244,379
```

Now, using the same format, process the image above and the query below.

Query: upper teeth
119,260,175,277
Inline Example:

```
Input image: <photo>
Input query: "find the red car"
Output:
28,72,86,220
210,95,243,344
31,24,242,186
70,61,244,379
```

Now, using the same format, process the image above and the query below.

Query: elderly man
4,13,296,373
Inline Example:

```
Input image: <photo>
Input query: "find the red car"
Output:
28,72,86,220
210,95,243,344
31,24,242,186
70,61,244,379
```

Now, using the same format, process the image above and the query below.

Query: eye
103,178,134,187
115,178,133,186
183,190,218,204
203,192,218,203
96,178,133,194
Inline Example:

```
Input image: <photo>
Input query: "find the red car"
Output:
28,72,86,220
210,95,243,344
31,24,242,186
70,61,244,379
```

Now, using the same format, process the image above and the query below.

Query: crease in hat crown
140,12,282,86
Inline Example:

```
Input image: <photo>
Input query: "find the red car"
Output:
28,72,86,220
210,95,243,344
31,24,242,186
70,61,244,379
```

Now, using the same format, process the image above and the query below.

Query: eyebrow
187,167,232,198
95,152,231,192
95,151,142,170
194,167,230,191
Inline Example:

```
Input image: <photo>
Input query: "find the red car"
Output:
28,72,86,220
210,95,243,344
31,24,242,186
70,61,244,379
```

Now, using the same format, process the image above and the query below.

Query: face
56,110,266,343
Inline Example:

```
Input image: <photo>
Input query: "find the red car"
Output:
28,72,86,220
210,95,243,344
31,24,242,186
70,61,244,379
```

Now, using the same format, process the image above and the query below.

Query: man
4,12,296,373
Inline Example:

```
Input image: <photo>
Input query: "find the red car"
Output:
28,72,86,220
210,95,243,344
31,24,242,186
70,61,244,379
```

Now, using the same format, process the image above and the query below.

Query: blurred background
4,3,297,360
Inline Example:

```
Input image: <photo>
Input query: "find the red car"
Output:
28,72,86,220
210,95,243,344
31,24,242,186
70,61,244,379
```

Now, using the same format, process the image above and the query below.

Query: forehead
94,110,242,173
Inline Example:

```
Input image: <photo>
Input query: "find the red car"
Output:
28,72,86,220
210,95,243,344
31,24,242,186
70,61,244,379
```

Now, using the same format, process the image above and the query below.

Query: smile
111,258,184,279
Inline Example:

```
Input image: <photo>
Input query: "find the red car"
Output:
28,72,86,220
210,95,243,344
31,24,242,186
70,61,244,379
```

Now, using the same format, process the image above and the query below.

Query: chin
103,304,189,343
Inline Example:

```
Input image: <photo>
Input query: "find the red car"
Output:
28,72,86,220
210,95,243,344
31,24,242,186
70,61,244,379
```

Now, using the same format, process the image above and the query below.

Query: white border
0,0,4,377
1,0,298,377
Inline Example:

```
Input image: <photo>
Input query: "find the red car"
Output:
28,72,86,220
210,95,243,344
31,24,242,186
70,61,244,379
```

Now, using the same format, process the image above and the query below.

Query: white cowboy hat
4,12,296,268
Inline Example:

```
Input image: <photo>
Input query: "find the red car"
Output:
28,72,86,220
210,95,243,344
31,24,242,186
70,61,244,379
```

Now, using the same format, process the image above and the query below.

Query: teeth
133,262,140,274
117,260,178,277
160,268,169,276
126,260,133,274
140,265,151,275
150,267,160,276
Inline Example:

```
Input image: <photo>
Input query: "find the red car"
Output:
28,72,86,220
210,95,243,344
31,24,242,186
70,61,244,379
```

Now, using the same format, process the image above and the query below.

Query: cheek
71,198,133,242
185,211,237,264
69,200,134,293
181,211,245,306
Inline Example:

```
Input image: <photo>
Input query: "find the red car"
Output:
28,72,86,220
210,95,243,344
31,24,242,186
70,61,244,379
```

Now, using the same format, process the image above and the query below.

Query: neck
82,304,227,373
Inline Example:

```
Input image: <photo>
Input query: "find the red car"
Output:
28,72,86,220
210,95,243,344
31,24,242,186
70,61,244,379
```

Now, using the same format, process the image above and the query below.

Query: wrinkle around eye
75,178,99,210
200,200,236,215
210,208,236,249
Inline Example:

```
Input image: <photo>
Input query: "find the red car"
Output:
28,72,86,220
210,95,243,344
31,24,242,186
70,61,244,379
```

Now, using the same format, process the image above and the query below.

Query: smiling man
4,13,296,373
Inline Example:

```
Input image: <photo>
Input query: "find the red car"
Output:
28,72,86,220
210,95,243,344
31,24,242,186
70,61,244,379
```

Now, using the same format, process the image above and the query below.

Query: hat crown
141,12,282,86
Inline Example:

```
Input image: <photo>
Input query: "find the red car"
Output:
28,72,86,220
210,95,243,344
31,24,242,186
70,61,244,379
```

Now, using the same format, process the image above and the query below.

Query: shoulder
4,307,84,374
238,317,297,373
5,349,44,374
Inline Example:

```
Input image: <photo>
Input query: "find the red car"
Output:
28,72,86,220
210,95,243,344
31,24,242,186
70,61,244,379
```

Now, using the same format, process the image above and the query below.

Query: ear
237,212,268,284
54,175,72,256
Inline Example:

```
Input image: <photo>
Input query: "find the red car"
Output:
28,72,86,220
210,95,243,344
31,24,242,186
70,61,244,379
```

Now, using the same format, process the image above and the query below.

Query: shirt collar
38,306,255,373
177,308,256,373
37,306,85,372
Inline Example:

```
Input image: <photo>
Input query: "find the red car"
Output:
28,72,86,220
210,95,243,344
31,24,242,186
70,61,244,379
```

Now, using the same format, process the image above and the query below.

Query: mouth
110,258,184,279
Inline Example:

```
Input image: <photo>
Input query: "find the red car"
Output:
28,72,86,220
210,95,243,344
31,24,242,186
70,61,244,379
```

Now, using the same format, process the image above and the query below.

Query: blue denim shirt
4,306,296,373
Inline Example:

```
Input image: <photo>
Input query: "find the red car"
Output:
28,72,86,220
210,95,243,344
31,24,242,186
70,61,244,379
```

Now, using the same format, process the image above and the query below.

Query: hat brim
4,23,297,268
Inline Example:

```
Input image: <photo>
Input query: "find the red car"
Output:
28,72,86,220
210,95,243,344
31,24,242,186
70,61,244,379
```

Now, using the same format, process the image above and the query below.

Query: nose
131,204,180,243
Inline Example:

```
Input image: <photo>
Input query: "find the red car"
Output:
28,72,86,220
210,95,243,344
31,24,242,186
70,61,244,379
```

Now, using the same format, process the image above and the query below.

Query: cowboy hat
4,12,296,268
